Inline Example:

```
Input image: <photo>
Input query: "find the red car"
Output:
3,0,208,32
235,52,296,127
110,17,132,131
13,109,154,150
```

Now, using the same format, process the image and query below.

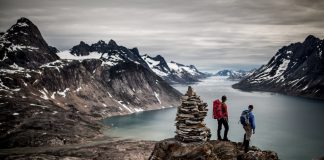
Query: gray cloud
0,0,323,72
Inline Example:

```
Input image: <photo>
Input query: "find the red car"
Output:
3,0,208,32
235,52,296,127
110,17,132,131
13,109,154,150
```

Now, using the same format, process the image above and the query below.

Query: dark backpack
213,99,222,120
240,110,250,126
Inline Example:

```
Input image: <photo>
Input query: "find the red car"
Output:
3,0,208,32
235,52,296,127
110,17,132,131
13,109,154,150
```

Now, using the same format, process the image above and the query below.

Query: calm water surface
103,76,324,160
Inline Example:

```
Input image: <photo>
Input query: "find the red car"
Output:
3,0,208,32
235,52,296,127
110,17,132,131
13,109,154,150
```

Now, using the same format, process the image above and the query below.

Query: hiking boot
242,134,246,146
223,138,229,141
244,140,250,153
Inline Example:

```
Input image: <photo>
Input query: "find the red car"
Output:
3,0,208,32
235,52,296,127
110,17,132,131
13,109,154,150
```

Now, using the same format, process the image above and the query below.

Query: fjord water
103,76,324,160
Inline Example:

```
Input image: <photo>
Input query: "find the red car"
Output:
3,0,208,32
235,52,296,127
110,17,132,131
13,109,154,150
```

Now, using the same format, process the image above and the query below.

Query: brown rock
149,138,219,160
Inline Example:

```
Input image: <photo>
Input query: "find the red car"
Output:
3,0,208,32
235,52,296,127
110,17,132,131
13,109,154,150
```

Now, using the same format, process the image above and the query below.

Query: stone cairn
175,86,211,142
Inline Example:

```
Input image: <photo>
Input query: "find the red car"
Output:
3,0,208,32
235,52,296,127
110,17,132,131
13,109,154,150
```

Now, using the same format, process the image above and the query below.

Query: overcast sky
0,0,323,72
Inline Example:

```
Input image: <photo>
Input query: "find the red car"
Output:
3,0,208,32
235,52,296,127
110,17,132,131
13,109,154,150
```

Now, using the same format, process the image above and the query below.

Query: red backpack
213,99,223,120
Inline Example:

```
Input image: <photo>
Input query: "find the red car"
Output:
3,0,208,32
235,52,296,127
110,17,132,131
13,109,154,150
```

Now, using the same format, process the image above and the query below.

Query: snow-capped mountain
0,18,181,147
215,69,238,76
57,41,209,84
233,35,324,100
215,69,255,80
141,54,209,84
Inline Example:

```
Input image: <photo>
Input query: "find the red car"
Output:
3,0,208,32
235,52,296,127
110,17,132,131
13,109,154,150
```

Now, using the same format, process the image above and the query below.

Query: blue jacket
249,111,256,130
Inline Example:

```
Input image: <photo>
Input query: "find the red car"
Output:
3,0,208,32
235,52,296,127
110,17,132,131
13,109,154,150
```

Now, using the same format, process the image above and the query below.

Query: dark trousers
217,118,229,140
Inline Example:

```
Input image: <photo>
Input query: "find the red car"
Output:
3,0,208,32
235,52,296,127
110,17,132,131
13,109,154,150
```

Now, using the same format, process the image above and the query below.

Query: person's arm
213,101,216,119
223,103,228,119
250,113,256,133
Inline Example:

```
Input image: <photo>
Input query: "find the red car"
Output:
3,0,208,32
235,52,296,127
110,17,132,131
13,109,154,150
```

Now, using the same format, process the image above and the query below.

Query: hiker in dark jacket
213,95,229,141
242,105,256,153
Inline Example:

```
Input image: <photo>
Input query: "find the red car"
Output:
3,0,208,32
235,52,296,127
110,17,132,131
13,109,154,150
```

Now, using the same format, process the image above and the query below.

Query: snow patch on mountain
168,62,198,75
154,91,161,104
57,50,102,60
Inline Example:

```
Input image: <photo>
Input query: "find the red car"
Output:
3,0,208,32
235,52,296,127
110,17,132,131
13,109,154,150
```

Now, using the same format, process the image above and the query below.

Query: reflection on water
103,76,324,160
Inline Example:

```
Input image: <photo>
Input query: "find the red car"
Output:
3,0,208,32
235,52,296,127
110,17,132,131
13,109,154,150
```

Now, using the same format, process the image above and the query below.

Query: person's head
221,95,227,103
248,105,254,111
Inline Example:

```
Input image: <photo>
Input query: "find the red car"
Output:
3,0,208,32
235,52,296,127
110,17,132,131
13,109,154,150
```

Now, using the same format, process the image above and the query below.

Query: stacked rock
175,86,211,142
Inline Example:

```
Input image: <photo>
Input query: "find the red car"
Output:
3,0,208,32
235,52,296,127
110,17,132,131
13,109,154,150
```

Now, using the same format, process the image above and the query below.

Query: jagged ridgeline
0,17,181,147
175,86,211,142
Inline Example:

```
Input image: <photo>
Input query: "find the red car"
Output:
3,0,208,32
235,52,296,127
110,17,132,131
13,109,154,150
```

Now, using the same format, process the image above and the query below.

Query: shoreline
232,84,324,101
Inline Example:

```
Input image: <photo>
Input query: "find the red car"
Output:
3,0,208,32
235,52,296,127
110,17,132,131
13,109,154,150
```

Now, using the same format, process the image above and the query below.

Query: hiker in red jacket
213,95,229,141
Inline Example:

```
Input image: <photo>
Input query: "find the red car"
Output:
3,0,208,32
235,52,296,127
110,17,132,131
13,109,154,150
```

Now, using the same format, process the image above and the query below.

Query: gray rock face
175,86,211,142
233,35,324,100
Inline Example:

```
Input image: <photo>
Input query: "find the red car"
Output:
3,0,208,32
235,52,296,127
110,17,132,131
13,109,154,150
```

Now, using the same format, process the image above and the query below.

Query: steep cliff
233,35,324,99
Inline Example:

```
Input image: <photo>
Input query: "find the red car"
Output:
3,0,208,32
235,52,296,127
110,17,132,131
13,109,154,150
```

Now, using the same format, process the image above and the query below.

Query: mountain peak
108,39,118,47
8,17,40,36
79,41,88,45
303,35,320,44
0,17,59,69
7,17,39,36
70,41,91,56
96,40,106,44
129,47,140,56
16,17,33,25
154,55,164,60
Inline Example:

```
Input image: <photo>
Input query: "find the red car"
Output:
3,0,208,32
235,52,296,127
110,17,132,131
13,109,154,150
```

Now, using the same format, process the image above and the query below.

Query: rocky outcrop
0,18,181,148
149,139,278,160
142,55,209,84
175,86,211,142
233,35,324,100
149,138,216,160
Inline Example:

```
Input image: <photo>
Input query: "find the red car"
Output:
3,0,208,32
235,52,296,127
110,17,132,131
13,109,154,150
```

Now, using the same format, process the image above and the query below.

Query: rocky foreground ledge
149,138,278,160
1,138,278,160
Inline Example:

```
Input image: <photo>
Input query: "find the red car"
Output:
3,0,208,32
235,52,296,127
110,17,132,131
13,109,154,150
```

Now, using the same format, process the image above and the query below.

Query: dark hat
221,95,227,102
